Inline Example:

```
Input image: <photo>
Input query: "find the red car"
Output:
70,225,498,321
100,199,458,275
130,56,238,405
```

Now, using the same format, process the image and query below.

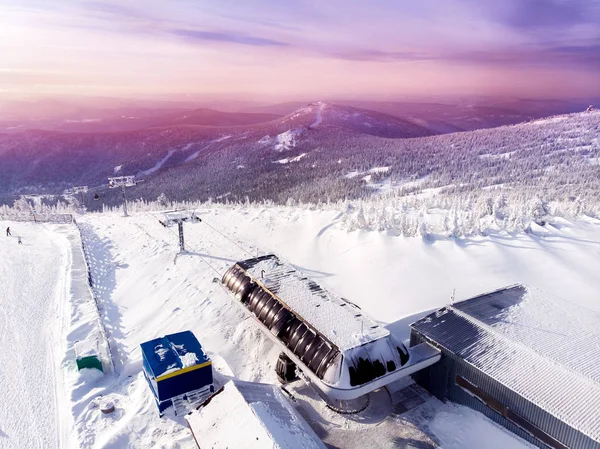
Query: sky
0,0,599,100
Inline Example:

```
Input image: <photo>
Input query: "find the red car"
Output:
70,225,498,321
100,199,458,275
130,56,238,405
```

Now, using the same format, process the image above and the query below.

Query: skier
6,227,10,236
18,236,22,245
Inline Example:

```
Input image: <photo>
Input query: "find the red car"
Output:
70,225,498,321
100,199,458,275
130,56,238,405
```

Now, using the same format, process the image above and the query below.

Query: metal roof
411,284,600,443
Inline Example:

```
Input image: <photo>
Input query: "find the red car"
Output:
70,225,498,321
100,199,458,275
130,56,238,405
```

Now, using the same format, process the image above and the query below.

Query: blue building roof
141,331,210,378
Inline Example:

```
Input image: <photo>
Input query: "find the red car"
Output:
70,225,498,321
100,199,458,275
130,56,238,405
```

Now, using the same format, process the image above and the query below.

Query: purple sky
1,0,598,99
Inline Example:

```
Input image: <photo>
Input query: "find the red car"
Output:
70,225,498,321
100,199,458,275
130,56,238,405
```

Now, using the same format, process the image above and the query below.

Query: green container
76,355,103,372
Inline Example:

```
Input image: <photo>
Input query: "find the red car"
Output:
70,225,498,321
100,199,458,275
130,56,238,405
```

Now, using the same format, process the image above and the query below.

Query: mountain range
0,101,598,208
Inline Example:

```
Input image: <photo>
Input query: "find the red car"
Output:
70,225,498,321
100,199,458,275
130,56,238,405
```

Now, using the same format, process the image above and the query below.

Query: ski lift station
185,379,326,449
141,331,214,415
410,285,600,449
222,254,441,411
221,255,600,448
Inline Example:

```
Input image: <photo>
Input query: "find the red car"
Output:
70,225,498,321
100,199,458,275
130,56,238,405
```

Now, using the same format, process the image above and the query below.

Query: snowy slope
0,222,72,449
59,205,600,448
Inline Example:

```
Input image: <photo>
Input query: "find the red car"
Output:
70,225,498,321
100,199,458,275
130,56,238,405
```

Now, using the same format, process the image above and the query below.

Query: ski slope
0,222,71,449
65,205,600,448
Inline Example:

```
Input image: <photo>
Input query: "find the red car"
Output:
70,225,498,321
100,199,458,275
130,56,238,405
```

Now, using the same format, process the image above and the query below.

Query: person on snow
6,227,10,236
18,236,22,245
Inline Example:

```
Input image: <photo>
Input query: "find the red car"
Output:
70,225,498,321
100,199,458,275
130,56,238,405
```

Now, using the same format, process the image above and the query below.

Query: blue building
141,331,214,415
410,285,600,449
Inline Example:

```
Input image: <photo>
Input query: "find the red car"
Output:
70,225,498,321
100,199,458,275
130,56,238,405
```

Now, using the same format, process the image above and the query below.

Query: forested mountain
0,104,598,212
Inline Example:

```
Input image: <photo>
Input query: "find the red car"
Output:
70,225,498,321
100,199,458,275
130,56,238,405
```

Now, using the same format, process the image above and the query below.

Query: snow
0,221,72,449
138,149,175,176
479,151,515,160
430,404,537,449
310,102,325,128
180,142,196,152
369,166,391,174
186,380,325,449
274,129,302,151
184,150,201,162
155,346,169,361
187,382,275,449
345,166,390,179
74,338,100,358
274,153,307,164
3,205,600,449
179,351,198,368
185,137,231,162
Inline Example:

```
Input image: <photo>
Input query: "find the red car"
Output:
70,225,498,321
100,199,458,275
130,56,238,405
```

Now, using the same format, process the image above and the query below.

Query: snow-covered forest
106,110,600,211
1,110,598,236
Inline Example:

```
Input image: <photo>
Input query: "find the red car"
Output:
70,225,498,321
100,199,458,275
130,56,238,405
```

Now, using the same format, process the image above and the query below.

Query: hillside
0,109,598,213
110,110,600,208
0,102,434,195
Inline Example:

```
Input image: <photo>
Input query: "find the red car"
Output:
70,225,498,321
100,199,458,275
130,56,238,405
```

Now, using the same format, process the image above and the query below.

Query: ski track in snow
138,149,175,176
0,223,69,449
310,102,324,128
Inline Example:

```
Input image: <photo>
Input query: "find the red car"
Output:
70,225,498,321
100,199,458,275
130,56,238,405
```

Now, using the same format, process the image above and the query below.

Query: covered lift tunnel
222,254,440,402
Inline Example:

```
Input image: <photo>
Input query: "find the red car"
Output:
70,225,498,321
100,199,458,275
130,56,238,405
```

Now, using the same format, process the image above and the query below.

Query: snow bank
72,222,113,373
74,337,100,358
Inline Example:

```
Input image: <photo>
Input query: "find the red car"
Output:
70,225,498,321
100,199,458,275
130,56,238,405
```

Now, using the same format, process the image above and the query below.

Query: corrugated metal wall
410,330,600,449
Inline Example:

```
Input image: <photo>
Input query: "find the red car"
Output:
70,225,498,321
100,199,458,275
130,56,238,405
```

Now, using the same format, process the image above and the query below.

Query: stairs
172,395,188,416
187,389,210,407
171,387,212,416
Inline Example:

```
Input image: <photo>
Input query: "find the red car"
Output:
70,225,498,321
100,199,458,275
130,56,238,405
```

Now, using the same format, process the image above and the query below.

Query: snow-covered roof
140,331,210,379
222,254,428,399
411,284,600,443
185,380,326,449
239,255,389,351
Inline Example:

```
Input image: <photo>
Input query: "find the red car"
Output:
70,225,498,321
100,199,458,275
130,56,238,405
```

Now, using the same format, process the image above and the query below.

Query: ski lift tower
108,175,138,217
159,210,201,253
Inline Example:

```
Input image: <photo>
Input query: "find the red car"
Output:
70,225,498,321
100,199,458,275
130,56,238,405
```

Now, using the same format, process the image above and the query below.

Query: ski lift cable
142,209,232,256
163,225,223,277
147,207,257,259
199,217,258,258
